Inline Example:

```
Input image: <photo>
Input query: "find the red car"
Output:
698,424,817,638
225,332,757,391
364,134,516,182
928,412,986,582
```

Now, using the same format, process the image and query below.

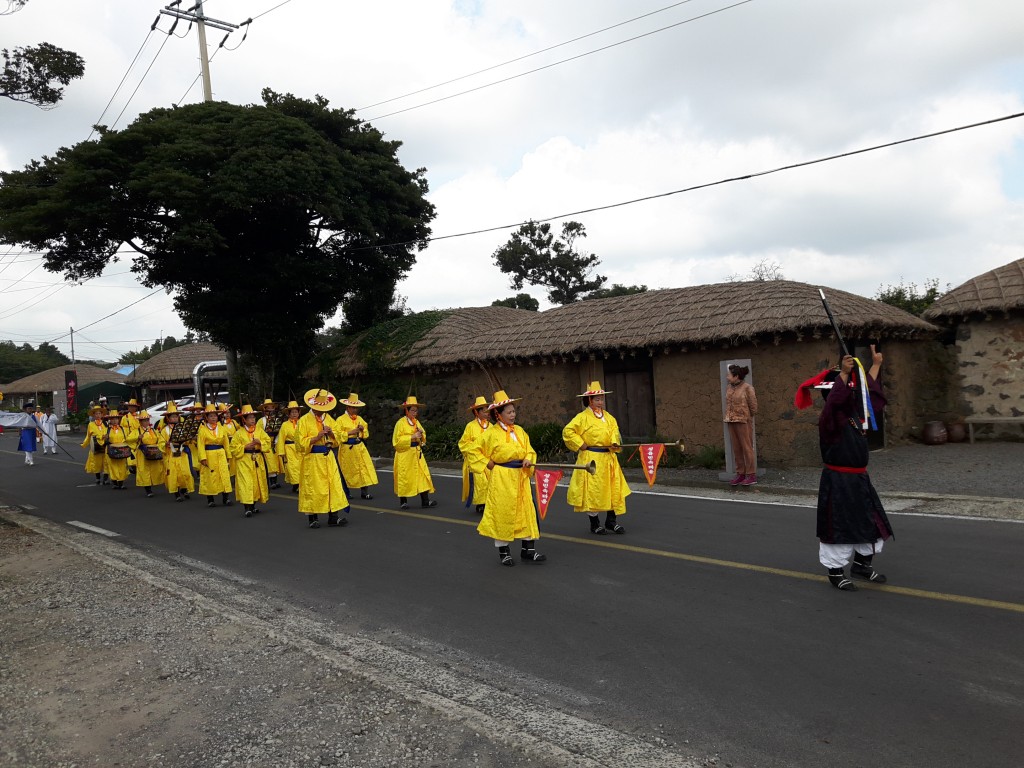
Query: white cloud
2,0,1024,354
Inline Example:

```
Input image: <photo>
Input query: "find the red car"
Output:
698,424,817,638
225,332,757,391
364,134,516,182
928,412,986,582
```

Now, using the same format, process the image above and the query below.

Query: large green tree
0,339,70,381
0,90,436,391
874,277,944,317
492,220,606,305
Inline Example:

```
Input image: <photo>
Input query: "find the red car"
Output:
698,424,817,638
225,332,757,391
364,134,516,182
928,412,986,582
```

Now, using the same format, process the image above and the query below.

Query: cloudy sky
2,0,1023,362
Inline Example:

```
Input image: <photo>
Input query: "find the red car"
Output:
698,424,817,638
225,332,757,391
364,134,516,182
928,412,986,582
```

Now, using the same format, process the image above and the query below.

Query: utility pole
159,1,244,102
70,327,75,366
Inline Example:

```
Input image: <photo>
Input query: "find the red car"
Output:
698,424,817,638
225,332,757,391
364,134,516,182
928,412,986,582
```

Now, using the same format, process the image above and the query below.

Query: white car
145,396,195,423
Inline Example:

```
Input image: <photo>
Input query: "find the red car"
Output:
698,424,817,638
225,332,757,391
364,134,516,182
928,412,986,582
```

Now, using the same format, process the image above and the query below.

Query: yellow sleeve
562,411,586,452
457,421,478,455
392,419,412,451
465,428,491,475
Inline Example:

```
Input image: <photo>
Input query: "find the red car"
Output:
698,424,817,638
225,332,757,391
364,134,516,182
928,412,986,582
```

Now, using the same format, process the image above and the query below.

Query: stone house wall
949,315,1024,440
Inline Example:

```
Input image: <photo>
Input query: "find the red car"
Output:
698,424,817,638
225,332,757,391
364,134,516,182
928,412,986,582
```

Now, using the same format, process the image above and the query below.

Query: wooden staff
818,288,852,359
607,439,685,451
533,460,597,475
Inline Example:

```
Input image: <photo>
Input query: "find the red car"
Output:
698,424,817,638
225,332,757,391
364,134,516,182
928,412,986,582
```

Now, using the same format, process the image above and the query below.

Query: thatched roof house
923,258,1024,321
1,363,127,395
922,258,1024,439
126,343,223,400
333,280,942,466
339,281,936,375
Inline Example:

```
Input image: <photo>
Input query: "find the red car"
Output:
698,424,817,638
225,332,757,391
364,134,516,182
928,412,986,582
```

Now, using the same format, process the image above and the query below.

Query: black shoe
207,499,216,508
175,494,184,503
851,562,887,583
95,478,101,486
222,494,233,507
360,492,373,500
399,497,409,510
327,513,348,527
308,515,321,529
827,568,858,591
498,545,515,567
605,511,625,534
588,515,607,535
244,508,253,518
475,505,485,514
520,543,547,562
291,484,299,493
183,493,191,500
421,499,437,508
145,490,154,498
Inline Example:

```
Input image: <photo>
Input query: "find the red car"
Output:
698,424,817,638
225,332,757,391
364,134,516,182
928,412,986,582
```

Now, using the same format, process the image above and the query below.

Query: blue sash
586,447,610,453
310,445,331,454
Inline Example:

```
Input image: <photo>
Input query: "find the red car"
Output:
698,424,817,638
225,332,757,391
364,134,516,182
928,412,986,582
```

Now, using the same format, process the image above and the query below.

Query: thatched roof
1,363,127,394
336,280,936,374
923,258,1024,321
126,343,224,384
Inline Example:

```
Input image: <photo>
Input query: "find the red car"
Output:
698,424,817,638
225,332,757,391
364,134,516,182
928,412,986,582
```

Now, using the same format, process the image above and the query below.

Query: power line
45,287,165,344
359,0,755,124
348,110,1024,252
86,25,158,141
358,0,704,112
109,29,173,131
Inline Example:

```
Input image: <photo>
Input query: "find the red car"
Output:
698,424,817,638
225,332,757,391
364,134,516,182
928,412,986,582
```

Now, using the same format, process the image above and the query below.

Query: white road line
67,521,121,538
21,504,37,510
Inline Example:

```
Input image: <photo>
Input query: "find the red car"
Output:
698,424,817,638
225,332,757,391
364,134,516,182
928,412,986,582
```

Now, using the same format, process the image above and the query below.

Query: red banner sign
65,369,79,414
534,468,563,520
640,443,665,487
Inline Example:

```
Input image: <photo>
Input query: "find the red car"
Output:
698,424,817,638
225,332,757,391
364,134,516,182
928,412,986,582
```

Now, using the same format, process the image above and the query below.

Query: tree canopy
1,41,85,108
874,278,944,317
491,293,540,311
118,335,186,365
583,283,648,301
0,90,436,388
0,339,70,381
492,220,606,305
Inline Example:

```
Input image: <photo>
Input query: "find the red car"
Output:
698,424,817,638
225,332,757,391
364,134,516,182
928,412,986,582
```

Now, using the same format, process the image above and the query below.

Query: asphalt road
2,442,1022,768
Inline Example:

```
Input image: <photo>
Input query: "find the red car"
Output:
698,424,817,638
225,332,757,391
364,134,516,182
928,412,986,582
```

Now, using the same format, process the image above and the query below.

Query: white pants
819,540,885,569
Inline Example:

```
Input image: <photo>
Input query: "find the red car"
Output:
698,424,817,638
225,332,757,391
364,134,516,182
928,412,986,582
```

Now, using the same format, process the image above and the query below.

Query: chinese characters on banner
640,443,666,487
533,469,563,520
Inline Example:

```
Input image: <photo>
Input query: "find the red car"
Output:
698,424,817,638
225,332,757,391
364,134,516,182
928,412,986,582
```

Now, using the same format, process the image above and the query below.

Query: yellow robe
221,419,239,477
159,424,195,494
80,419,107,474
458,418,491,505
196,422,233,495
562,408,631,515
334,412,378,490
230,424,271,505
467,422,539,542
103,425,136,482
134,426,164,488
392,416,434,497
295,411,348,514
259,416,284,475
122,411,141,470
275,418,303,486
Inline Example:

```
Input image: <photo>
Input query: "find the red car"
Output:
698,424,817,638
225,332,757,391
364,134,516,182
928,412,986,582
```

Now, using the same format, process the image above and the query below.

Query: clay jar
923,421,948,445
946,422,967,443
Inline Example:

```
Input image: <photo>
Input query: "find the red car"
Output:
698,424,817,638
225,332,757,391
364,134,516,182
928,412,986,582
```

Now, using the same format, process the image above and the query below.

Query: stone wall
950,315,1024,440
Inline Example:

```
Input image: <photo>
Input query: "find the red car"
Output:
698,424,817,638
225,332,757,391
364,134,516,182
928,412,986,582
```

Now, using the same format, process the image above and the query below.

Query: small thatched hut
923,258,1024,440
0,363,129,412
126,343,224,403
334,280,939,466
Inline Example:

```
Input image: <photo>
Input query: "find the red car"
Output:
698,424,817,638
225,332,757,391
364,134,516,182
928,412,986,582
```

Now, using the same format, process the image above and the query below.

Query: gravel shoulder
0,511,709,768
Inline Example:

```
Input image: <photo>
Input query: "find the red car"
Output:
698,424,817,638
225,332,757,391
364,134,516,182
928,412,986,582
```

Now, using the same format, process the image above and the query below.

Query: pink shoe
741,474,757,486
730,473,744,486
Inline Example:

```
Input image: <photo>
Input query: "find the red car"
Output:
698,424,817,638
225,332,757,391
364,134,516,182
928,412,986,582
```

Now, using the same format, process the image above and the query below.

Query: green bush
524,422,570,462
421,423,464,462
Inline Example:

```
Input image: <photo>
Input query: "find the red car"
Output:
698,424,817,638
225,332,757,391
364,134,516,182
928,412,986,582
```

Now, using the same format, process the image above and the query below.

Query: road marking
67,521,121,538
272,497,1024,615
20,504,36,510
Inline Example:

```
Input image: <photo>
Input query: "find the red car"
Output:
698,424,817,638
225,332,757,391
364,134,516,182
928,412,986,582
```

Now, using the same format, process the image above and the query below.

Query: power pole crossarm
158,0,241,102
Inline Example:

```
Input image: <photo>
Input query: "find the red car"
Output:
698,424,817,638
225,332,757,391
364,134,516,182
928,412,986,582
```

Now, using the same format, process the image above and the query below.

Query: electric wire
109,30,173,131
358,0,704,111
348,110,1024,251
359,0,755,124
86,26,157,141
44,288,165,343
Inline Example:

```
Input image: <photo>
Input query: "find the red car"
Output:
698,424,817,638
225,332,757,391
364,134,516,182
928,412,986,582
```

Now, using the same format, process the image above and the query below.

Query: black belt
205,445,224,451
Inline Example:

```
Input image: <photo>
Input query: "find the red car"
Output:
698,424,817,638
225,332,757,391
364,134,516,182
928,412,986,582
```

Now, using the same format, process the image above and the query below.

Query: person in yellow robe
467,390,544,566
102,410,136,490
184,403,205,481
218,403,239,479
258,399,284,489
122,398,142,475
562,381,632,535
159,403,194,501
392,395,436,509
80,405,107,484
133,411,164,497
335,393,378,500
295,388,349,528
196,403,233,507
458,396,491,514
275,400,303,493
230,405,272,518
